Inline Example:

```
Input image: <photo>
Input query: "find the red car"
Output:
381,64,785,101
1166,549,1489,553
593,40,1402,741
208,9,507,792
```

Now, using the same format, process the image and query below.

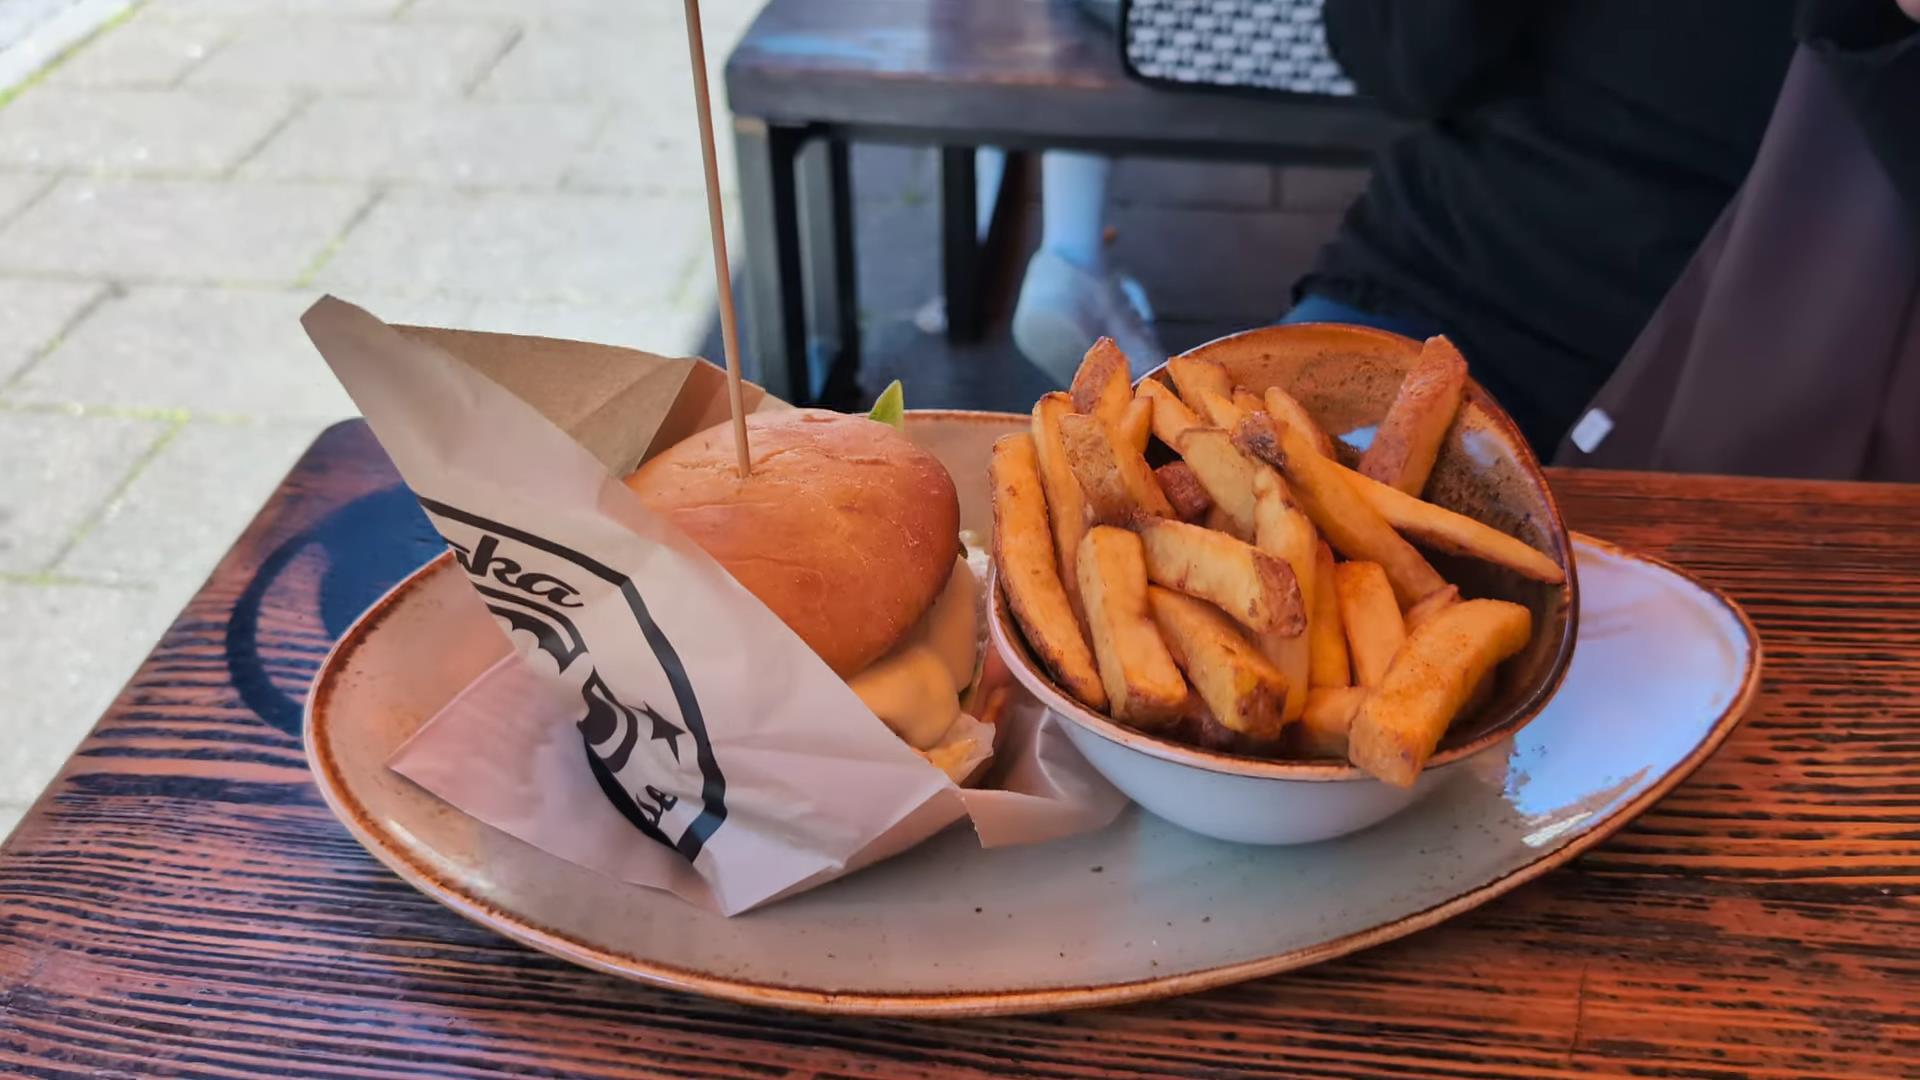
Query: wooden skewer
681,0,751,478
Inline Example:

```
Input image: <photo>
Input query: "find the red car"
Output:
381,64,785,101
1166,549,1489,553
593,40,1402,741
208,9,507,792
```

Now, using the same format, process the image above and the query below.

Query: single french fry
1193,387,1247,431
1232,386,1264,416
1138,519,1305,636
1348,599,1533,786
1070,337,1134,429
1308,540,1351,687
1031,393,1091,613
1060,412,1174,525
989,435,1106,710
1148,586,1290,740
1263,385,1336,458
1360,335,1468,495
1173,427,1260,539
1118,395,1153,456
1078,527,1189,725
1296,686,1368,758
1167,353,1232,408
1403,584,1461,635
1334,461,1567,585
1334,561,1405,687
1154,461,1212,522
1234,412,1448,607
1252,468,1317,721
1137,379,1201,449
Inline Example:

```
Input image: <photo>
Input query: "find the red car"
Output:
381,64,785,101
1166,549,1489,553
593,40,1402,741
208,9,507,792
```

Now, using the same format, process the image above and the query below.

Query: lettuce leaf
868,379,906,429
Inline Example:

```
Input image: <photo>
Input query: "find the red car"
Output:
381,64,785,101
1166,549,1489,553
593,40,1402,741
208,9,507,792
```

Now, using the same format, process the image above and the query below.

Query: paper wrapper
302,297,1125,915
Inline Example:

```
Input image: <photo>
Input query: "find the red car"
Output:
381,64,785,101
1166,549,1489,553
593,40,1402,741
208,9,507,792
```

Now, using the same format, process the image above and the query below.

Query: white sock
1040,151,1111,272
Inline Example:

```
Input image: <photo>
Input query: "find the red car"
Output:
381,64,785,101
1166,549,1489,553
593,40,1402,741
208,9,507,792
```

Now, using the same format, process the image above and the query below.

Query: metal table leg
941,145,983,343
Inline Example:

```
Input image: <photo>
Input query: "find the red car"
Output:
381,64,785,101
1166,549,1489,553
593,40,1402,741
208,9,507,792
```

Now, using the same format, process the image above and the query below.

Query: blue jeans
1280,294,1438,342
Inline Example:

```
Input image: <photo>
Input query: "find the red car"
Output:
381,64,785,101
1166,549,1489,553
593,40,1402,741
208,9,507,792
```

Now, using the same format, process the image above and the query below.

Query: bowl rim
990,322,1581,785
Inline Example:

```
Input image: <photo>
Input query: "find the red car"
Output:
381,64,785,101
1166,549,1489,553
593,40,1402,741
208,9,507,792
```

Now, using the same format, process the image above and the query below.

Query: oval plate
306,410,1759,1017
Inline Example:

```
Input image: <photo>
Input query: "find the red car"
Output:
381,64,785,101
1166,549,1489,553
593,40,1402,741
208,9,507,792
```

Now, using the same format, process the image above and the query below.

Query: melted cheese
846,555,980,752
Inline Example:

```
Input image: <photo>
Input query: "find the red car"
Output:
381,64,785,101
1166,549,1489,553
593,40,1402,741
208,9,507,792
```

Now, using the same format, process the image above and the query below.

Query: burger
622,405,995,782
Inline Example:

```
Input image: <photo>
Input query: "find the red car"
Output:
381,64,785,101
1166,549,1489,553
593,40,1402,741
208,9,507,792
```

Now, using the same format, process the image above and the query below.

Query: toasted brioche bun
624,409,961,677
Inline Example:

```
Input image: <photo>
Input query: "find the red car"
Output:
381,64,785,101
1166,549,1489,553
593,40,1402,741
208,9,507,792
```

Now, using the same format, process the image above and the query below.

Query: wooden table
724,0,1401,402
4,420,1917,1078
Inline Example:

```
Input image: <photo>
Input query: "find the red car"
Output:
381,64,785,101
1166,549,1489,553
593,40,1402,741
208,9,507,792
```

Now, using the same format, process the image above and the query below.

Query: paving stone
1277,164,1369,212
0,87,294,173
464,298,710,356
185,20,512,97
0,410,169,574
848,144,936,207
1112,156,1273,209
61,420,317,582
315,189,706,305
0,279,104,383
0,172,50,222
6,286,466,419
0,0,74,54
44,15,229,88
0,178,368,283
561,118,728,197
0,802,23,843
0,581,181,805
144,0,400,17
476,24,724,110
244,99,603,188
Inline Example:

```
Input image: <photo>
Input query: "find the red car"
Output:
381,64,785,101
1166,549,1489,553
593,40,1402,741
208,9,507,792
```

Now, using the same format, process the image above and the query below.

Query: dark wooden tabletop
725,0,1403,159
3,419,1918,1079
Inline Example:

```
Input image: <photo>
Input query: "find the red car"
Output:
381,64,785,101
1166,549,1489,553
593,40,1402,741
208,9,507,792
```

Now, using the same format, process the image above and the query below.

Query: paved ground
0,0,1363,840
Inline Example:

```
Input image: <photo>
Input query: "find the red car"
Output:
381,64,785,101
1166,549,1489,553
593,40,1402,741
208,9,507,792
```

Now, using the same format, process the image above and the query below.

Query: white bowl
988,323,1579,844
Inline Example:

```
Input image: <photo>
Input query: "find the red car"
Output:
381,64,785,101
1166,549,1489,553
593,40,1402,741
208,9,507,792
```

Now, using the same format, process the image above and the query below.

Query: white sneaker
1012,249,1167,385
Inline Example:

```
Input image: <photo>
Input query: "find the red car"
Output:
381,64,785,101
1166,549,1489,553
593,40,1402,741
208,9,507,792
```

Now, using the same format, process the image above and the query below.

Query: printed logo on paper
419,498,727,861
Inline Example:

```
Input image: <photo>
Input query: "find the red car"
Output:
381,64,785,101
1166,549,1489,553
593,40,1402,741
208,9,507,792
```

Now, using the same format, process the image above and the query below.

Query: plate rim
305,464,1761,1017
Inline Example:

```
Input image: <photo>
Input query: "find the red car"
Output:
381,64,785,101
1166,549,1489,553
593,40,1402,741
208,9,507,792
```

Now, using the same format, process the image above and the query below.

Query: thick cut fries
1137,379,1201,448
1232,387,1264,416
1118,396,1153,455
1335,462,1567,584
1360,335,1468,495
1174,426,1261,539
1348,599,1532,786
1308,540,1350,687
1404,584,1461,635
1148,586,1290,739
1334,560,1405,687
1234,412,1447,607
989,435,1106,710
1031,393,1091,610
1069,337,1133,427
1252,468,1316,721
1296,686,1367,757
1154,461,1213,522
1060,412,1175,524
1263,385,1336,458
1193,387,1247,431
1138,519,1305,636
1167,353,1232,408
1078,527,1189,724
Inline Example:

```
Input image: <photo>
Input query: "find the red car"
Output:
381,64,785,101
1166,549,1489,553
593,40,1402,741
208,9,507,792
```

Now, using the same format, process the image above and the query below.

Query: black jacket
1300,0,1799,452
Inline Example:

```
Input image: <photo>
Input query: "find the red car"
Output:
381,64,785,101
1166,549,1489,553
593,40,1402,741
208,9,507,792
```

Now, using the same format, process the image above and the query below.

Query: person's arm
1797,0,1920,216
1321,0,1535,120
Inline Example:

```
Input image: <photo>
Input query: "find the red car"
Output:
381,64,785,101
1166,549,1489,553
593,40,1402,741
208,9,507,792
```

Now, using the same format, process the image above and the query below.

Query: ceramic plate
307,411,1760,1017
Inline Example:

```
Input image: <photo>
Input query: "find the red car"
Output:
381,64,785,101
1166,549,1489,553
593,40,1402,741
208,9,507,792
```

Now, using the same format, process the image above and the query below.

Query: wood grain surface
2,420,1916,1079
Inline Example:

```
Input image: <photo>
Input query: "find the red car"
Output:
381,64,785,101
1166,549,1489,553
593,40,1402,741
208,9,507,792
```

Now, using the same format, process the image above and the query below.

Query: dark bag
1117,0,1357,97
1555,50,1920,481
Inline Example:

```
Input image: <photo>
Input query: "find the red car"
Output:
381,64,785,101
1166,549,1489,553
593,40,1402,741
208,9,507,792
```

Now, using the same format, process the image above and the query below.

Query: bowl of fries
988,324,1578,844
